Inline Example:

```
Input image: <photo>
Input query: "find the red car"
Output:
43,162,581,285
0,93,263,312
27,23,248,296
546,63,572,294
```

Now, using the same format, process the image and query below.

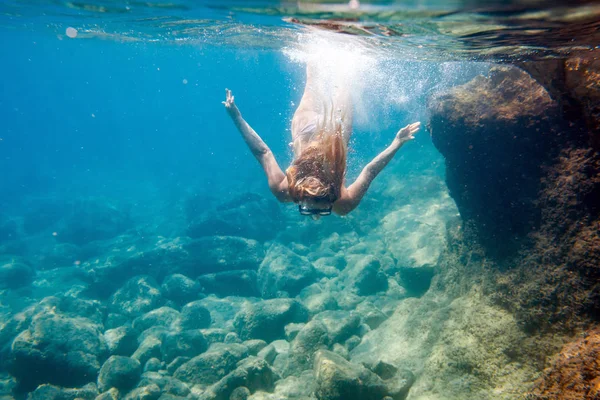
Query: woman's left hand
395,122,421,143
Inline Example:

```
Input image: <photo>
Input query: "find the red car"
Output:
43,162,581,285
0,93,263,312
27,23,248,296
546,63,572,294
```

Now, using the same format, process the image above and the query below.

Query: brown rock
529,328,600,399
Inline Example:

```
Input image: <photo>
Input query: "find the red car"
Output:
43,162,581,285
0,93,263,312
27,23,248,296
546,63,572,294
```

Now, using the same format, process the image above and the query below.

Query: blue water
1,28,477,228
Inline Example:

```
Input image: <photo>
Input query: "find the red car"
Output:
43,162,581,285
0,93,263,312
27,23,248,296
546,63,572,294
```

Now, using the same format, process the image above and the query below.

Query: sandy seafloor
0,28,549,400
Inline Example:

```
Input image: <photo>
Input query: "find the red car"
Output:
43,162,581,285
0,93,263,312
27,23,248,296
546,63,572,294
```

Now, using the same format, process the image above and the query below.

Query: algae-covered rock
54,199,131,246
285,320,331,375
122,383,161,400
351,294,536,399
346,256,387,296
132,307,180,332
0,260,35,289
428,66,562,256
26,382,99,400
312,311,360,345
174,343,249,385
179,300,212,330
257,244,319,298
246,370,317,400
183,236,265,275
186,193,284,242
198,270,259,297
109,276,164,318
529,327,600,399
104,326,138,357
199,357,278,400
8,312,108,391
233,299,309,342
132,336,162,367
160,274,200,305
138,372,190,397
313,350,387,400
97,356,141,392
161,330,208,363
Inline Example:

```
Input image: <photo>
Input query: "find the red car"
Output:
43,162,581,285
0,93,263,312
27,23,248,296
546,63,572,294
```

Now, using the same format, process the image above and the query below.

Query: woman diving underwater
223,63,420,220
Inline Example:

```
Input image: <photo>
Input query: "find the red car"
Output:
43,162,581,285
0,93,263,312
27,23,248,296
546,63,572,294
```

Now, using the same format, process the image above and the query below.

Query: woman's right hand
222,88,239,116
395,122,421,143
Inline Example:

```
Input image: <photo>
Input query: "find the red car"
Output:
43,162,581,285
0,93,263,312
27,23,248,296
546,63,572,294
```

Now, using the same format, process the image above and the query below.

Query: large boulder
179,300,212,330
257,245,320,298
233,299,309,342
186,193,285,242
109,276,164,318
104,326,138,356
198,270,260,297
428,66,564,257
313,350,388,400
161,330,208,363
199,357,279,400
132,307,180,332
26,383,99,400
54,199,132,246
174,343,249,385
8,313,108,391
182,236,265,276
97,356,142,392
0,259,35,290
529,327,600,399
161,274,201,305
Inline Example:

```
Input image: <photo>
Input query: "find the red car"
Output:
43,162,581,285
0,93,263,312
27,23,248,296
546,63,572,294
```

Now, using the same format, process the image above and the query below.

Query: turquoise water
0,1,598,400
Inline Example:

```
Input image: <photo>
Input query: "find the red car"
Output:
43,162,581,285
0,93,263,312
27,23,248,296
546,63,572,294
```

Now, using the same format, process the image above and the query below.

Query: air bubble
66,27,78,38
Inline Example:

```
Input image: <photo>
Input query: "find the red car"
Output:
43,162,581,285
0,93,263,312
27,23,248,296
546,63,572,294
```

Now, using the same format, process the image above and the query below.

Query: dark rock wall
428,66,567,257
428,62,600,332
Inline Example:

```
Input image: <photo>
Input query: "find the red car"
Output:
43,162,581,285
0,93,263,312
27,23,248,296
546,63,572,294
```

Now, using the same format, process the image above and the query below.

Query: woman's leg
292,63,321,145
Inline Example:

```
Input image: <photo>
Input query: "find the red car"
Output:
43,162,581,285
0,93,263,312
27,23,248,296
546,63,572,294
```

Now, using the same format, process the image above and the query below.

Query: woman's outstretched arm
223,89,291,202
333,122,421,215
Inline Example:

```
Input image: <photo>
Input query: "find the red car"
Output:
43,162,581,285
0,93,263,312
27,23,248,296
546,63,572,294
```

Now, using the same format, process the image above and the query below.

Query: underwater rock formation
313,350,388,400
429,63,600,333
186,192,285,242
8,311,108,391
518,55,600,148
234,299,309,342
428,66,565,256
529,328,600,399
257,245,320,299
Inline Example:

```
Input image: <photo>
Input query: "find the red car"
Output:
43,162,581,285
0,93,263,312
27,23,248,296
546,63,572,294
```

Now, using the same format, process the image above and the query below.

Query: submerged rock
26,382,99,400
160,274,200,305
174,343,249,385
122,383,161,400
54,199,132,246
186,193,284,242
8,313,108,391
109,276,164,318
233,299,309,342
257,244,319,298
183,236,265,276
529,328,600,399
104,326,138,357
132,337,162,367
428,66,563,256
313,350,387,400
132,307,180,332
178,300,212,330
199,357,279,400
346,257,387,296
198,270,259,297
312,311,361,345
0,259,35,289
138,372,190,397
160,330,208,363
97,356,141,392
